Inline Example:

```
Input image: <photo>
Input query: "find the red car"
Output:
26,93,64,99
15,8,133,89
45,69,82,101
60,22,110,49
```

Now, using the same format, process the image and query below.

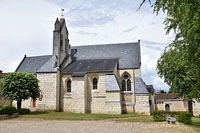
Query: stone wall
105,92,121,114
134,69,141,77
36,73,57,110
135,94,150,115
156,100,188,112
117,69,135,113
62,72,122,114
63,76,86,113
193,100,200,117
89,73,107,114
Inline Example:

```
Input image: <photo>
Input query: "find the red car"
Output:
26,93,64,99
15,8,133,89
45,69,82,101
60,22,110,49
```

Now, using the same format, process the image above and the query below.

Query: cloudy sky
0,0,174,91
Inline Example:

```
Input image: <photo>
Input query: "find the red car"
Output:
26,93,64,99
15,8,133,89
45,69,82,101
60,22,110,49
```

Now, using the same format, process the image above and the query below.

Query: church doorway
165,104,170,112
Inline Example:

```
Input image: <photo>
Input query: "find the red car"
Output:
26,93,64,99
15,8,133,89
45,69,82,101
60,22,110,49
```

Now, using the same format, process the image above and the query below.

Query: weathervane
61,8,64,17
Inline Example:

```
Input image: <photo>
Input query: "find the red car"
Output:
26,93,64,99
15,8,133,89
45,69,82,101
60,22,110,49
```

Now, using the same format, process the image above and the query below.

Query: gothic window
67,80,71,92
122,79,126,91
121,74,131,91
127,79,131,91
93,78,98,90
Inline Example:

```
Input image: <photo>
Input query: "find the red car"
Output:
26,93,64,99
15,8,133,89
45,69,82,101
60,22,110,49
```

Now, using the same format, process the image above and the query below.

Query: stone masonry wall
63,75,86,113
193,100,200,117
156,100,188,112
105,92,121,114
36,73,57,110
135,94,150,115
89,73,107,114
117,69,135,113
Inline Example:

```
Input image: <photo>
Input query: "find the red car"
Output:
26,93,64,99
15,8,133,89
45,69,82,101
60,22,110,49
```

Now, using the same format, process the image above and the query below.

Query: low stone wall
0,113,18,120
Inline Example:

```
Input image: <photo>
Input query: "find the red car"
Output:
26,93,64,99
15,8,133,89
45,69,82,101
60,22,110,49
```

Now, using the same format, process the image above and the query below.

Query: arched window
121,74,131,91
127,79,131,91
165,104,170,112
93,78,98,90
122,79,126,91
67,80,71,92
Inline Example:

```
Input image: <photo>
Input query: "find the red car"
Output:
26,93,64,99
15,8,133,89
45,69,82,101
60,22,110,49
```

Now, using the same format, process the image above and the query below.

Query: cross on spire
61,8,64,17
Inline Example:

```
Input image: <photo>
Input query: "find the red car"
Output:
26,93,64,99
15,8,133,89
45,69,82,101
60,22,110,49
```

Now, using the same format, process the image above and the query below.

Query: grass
118,115,154,122
189,117,200,132
20,111,140,120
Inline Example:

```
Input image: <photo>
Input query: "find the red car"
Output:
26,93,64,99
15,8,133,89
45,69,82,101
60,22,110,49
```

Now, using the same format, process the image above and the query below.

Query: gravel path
0,118,196,133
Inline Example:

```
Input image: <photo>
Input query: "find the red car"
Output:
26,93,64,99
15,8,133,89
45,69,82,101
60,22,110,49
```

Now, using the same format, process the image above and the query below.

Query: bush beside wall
0,105,17,115
152,110,192,124
17,108,31,115
153,110,167,121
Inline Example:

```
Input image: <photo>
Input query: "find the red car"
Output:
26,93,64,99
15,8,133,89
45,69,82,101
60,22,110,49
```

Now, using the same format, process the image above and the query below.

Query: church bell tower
53,17,70,66
53,17,70,112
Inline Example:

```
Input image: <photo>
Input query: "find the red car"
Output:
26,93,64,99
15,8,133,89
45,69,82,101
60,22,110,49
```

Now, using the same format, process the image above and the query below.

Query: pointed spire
54,18,60,31
55,18,60,25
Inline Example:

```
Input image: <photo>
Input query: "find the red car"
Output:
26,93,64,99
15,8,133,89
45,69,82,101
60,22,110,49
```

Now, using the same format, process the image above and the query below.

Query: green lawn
118,115,154,122
189,117,200,132
20,111,139,120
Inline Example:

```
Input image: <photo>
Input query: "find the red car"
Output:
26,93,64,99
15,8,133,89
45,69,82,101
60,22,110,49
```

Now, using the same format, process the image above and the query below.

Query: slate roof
134,77,149,94
71,72,86,77
105,75,121,92
16,42,141,73
62,59,118,74
155,94,180,100
16,55,53,73
72,42,141,69
37,55,57,73
146,85,154,94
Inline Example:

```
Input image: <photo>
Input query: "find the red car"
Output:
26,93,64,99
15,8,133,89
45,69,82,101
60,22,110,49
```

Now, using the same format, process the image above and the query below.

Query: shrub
17,108,31,115
152,110,167,121
153,110,192,124
0,105,17,115
177,112,192,124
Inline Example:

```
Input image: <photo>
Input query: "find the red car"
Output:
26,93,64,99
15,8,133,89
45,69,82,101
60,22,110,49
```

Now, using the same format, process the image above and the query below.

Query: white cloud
0,0,173,91
0,0,61,72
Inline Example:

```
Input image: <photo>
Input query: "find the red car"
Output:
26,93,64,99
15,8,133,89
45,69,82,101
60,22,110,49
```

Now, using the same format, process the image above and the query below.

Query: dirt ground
0,118,197,133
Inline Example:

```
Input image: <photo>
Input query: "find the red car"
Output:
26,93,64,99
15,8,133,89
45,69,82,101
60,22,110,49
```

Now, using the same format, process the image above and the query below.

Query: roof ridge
72,42,139,48
76,58,119,61
26,55,52,58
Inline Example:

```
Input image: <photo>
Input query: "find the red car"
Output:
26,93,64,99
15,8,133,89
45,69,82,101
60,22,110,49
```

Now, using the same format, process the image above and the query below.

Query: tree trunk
17,100,22,109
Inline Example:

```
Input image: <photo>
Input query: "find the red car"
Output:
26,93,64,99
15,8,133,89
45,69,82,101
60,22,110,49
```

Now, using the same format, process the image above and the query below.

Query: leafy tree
157,42,199,100
140,0,200,100
0,79,4,95
2,72,40,109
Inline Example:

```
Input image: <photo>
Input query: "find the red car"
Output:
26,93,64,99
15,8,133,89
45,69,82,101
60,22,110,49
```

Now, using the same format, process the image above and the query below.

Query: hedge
0,105,17,115
152,110,192,124
17,108,31,115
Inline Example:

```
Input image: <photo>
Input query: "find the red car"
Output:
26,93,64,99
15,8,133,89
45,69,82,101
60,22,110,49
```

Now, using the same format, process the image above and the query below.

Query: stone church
15,18,154,115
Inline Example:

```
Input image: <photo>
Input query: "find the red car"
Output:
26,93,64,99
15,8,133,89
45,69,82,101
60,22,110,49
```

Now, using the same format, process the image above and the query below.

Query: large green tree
0,79,4,95
140,0,200,100
2,72,40,109
157,42,200,100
